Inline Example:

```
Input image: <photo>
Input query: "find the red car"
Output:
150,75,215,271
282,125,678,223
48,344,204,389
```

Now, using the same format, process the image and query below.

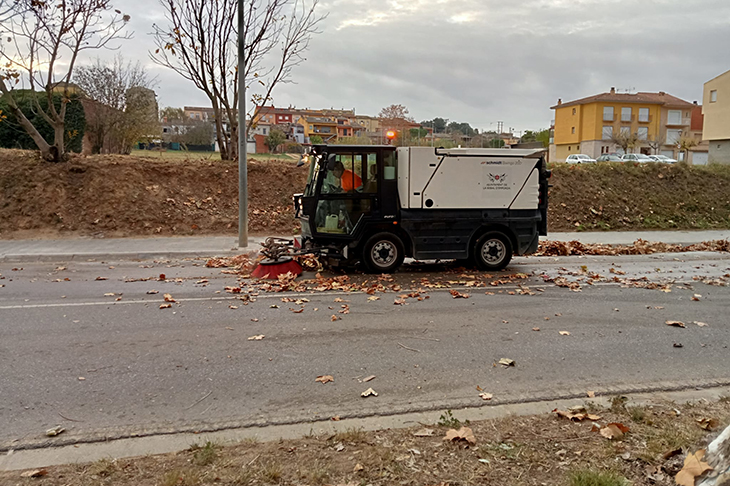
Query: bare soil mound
0,149,306,238
1,149,729,239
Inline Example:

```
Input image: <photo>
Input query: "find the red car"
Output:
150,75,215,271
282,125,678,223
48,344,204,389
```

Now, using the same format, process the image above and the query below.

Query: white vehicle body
566,154,596,163
622,153,654,163
396,147,542,210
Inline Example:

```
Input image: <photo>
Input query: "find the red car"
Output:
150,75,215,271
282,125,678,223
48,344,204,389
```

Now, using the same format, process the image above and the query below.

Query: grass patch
160,468,201,486
568,469,629,486
438,409,463,428
334,427,368,443
190,440,218,466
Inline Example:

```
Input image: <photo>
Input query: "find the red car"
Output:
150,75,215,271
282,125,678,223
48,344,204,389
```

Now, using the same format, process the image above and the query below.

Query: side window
363,153,378,193
383,151,396,180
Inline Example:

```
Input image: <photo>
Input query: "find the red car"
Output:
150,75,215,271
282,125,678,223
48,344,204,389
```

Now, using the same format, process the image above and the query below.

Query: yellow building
703,69,730,164
550,88,696,162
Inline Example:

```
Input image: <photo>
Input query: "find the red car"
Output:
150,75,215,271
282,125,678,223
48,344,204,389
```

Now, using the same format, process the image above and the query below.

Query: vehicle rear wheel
474,231,512,271
362,232,405,273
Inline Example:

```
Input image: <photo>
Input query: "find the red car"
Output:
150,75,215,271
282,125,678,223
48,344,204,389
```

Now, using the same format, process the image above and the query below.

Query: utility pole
237,0,248,248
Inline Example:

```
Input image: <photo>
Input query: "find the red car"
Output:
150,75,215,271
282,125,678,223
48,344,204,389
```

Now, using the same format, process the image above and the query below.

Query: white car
621,153,654,163
565,154,596,164
647,155,678,163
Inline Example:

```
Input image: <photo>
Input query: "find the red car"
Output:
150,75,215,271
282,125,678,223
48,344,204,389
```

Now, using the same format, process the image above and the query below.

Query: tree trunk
53,123,66,162
3,93,54,160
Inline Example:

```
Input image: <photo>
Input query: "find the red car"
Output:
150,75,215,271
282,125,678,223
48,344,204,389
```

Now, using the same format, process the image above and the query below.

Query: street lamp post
237,0,248,248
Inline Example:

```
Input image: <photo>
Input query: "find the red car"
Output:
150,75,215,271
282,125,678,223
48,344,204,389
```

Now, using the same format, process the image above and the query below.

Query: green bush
0,90,86,153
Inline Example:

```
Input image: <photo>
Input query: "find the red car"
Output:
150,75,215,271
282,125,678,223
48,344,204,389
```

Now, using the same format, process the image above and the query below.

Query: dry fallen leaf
331,314,341,321
413,428,435,437
586,391,596,398
694,321,709,327
559,331,571,336
498,358,515,367
675,449,713,486
362,375,376,382
20,469,48,478
479,392,493,401
443,426,477,445
163,293,176,303
315,375,334,384
146,289,159,294
696,418,719,430
553,409,601,422
247,334,265,341
367,296,380,302
290,308,304,313
353,463,364,472
532,327,540,331
229,305,238,309
666,320,686,328
599,422,630,440
159,303,172,309
691,294,701,301
45,426,65,437
361,387,378,397
449,290,470,299
103,292,115,297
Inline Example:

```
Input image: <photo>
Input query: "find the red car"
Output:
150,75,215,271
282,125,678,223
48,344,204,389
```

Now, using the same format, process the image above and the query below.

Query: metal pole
237,0,248,248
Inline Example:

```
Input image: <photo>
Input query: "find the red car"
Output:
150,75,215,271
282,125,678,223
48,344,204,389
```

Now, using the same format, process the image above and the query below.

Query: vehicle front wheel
362,232,405,273
474,231,512,271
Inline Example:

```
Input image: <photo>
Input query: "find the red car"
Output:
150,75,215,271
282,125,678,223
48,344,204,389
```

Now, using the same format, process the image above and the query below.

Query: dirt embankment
0,150,306,238
1,149,729,239
548,162,730,231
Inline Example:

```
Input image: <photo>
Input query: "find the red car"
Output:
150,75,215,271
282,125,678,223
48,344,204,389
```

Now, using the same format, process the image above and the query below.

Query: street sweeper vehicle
255,144,550,277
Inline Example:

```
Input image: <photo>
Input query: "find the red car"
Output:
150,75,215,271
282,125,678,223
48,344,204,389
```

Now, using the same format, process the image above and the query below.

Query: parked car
647,155,678,163
621,153,654,163
566,154,596,164
596,154,623,162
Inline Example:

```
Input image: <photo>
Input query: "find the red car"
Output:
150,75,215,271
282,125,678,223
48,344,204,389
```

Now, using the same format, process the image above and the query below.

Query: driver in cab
332,161,362,192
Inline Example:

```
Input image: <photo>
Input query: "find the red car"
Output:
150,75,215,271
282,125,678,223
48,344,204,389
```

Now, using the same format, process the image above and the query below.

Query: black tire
474,231,513,271
361,232,405,273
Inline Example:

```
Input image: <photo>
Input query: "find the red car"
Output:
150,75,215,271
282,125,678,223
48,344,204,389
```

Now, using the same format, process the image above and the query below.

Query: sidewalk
0,230,728,263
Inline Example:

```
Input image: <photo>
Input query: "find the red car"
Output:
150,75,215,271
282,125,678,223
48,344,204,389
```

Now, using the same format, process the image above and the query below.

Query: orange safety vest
340,169,362,192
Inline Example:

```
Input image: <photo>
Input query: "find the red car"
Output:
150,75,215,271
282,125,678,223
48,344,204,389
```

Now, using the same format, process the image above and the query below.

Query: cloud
72,0,730,131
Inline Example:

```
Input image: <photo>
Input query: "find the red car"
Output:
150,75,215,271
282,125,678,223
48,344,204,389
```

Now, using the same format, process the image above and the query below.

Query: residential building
253,105,294,126
687,103,709,165
702,69,730,164
550,88,696,162
296,116,338,142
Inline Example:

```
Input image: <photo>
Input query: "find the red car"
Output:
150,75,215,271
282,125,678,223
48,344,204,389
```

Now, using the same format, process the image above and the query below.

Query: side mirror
326,153,337,171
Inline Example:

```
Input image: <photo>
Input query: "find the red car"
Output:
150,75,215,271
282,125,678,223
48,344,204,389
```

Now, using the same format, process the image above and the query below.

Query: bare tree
74,55,158,154
646,133,666,155
151,0,325,161
677,134,699,163
0,0,131,161
610,130,639,155
378,104,415,145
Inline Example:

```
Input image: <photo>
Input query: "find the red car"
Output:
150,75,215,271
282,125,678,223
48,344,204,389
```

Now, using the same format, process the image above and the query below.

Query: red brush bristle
251,259,303,279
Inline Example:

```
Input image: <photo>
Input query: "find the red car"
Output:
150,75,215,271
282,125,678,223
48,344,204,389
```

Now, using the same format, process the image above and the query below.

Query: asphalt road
1,252,729,450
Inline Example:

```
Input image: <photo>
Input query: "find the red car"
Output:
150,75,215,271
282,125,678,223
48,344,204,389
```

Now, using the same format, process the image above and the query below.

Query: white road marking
0,279,695,310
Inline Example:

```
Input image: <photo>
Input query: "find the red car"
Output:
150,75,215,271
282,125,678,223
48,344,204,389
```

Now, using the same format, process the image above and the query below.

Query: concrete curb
2,384,729,472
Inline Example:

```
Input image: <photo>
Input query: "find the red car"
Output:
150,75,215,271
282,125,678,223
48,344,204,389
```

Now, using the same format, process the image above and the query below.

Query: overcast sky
103,0,729,133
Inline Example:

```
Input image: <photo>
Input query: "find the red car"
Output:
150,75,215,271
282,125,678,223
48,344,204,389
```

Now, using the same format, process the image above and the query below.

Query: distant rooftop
552,89,696,109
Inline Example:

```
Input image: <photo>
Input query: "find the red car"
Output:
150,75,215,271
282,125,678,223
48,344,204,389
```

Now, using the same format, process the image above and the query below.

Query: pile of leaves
536,239,730,257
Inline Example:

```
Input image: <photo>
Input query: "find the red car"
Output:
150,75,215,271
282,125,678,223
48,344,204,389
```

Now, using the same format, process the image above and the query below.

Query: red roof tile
551,91,695,109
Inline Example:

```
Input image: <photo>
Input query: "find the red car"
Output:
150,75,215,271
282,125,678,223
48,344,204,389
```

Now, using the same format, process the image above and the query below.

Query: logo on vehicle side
488,173,507,183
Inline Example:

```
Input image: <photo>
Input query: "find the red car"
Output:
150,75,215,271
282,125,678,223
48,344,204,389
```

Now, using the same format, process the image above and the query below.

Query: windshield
304,155,321,196
636,154,652,160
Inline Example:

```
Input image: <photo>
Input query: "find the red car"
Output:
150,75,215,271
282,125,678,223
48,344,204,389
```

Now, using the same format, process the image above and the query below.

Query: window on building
568,146,571,151
638,108,649,122
603,106,614,121
667,129,682,144
637,127,648,140
620,126,630,136
667,110,682,125
572,108,576,115
602,126,613,140
621,107,632,122
571,127,575,134
710,90,718,103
